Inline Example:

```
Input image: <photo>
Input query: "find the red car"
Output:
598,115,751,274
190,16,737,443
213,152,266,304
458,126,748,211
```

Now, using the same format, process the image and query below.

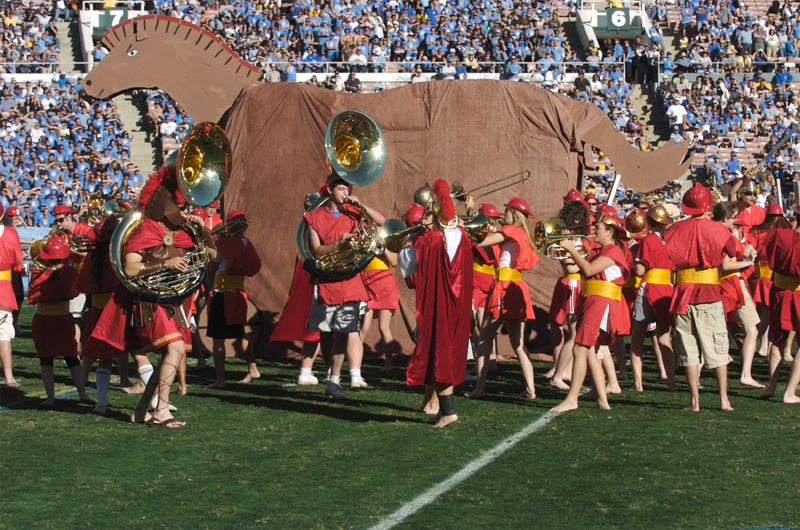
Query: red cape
270,258,320,343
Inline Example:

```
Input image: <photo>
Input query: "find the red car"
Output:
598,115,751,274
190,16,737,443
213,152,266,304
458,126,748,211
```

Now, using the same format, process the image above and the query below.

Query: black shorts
206,291,245,339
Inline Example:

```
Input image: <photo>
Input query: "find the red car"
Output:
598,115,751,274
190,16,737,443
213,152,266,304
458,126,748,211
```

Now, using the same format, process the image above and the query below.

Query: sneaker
324,381,347,399
350,376,368,388
151,395,178,412
298,374,319,385
93,404,107,415
464,371,477,383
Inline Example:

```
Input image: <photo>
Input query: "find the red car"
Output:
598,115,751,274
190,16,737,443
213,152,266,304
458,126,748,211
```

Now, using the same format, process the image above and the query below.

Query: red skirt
33,314,78,358
644,283,675,329
748,276,772,305
616,287,636,336
768,287,800,344
485,279,535,321
81,305,122,360
472,270,494,311
548,277,581,325
136,305,185,353
720,276,746,317
575,294,617,347
270,260,320,343
365,269,399,313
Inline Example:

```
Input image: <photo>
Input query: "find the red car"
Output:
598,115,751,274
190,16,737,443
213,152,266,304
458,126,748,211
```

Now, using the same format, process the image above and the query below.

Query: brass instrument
461,213,499,243
297,111,388,278
534,218,593,260
85,191,105,225
211,218,248,239
70,234,95,253
449,170,531,203
704,176,724,204
102,199,132,219
381,219,427,253
109,123,229,304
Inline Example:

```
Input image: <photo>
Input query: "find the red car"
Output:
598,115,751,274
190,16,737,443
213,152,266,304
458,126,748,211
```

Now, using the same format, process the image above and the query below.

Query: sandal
147,418,187,429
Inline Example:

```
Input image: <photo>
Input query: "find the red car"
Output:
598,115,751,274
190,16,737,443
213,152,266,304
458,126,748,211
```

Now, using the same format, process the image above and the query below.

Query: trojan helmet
624,208,648,240
737,178,758,201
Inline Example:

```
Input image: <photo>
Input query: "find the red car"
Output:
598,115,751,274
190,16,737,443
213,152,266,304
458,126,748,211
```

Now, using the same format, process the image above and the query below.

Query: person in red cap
399,179,473,428
0,204,23,387
730,178,765,235
712,202,763,388
584,192,599,216
206,210,263,388
757,214,800,403
204,201,222,231
304,175,385,398
470,203,502,371
747,203,784,359
466,196,539,400
665,182,737,412
51,203,92,343
550,214,631,413
27,236,95,406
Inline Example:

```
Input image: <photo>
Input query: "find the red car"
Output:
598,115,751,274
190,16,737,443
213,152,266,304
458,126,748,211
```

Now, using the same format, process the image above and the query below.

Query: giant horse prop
83,15,691,357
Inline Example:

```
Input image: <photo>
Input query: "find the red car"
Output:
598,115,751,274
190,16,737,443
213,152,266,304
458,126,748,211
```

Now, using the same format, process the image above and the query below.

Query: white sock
326,368,332,378
349,368,361,379
300,367,313,376
96,367,111,406
329,374,341,385
138,363,154,386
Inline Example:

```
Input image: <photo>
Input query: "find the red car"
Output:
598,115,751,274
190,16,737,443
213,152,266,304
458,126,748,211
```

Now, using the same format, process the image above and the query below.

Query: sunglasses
55,216,66,223
743,192,754,196
587,201,598,206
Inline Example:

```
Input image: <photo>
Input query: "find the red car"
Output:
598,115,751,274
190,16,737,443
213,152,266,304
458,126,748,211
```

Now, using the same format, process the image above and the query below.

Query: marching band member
360,247,398,372
0,204,23,387
665,183,737,412
550,213,631,412
206,210,263,388
304,176,385,398
467,196,539,400
28,237,94,406
629,204,677,392
399,179,473,428
52,203,91,343
748,204,781,359
471,203,501,370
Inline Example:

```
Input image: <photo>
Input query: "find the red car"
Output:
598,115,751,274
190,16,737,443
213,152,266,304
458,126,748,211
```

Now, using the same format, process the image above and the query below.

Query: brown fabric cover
219,81,689,356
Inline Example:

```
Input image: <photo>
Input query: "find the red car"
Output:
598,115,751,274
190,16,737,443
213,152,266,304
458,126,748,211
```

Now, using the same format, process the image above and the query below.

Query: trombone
451,170,530,202
534,218,593,260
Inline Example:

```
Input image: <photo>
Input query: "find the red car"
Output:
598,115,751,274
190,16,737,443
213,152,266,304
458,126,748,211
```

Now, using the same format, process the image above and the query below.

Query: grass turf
1,305,799,530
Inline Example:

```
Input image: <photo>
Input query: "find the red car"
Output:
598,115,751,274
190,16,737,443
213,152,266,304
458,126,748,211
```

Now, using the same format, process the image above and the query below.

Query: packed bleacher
0,2,62,74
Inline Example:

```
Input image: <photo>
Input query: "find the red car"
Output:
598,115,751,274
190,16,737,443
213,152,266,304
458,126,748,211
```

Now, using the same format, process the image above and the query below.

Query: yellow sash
773,272,800,291
0,270,11,281
496,268,522,282
676,267,719,285
754,263,773,280
364,258,390,272
564,273,581,281
92,292,113,309
642,268,672,285
36,301,70,316
582,279,622,301
214,273,245,291
622,276,642,289
473,260,496,276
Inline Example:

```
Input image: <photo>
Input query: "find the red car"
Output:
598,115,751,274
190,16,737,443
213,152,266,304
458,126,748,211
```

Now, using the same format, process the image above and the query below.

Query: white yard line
367,411,559,530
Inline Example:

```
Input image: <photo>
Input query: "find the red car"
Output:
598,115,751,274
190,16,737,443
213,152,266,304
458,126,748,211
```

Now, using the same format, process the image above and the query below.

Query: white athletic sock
349,368,361,378
300,367,313,377
96,367,111,407
329,374,341,385
138,363,154,386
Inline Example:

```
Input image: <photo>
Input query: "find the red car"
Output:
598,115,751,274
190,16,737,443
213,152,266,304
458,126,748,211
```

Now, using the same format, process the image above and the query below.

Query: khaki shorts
674,301,729,369
69,293,86,320
596,345,611,360
0,309,14,342
734,278,761,330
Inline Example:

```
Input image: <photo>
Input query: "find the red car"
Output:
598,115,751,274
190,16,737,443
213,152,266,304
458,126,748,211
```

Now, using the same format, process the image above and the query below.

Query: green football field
1,304,798,530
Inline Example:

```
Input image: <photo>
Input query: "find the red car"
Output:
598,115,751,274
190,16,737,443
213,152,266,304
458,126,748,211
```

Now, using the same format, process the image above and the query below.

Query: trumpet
461,212,499,244
211,218,248,239
85,191,105,225
381,219,427,253
534,218,593,260
704,176,724,204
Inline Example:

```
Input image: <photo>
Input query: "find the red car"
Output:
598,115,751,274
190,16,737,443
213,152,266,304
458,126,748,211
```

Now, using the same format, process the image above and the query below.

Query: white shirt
399,227,462,278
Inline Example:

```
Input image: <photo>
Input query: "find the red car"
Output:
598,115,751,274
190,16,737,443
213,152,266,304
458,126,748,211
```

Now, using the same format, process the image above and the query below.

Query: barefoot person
360,249,399,372
28,237,94,406
0,204,22,387
467,196,539,400
470,203,501,371
206,210,263,388
399,179,473,428
665,183,737,412
550,213,631,413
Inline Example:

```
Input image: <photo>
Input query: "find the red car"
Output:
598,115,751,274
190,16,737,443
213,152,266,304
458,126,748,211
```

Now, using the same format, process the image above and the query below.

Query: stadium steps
56,20,83,74
115,94,158,175
658,20,680,59
559,17,584,59
631,84,671,146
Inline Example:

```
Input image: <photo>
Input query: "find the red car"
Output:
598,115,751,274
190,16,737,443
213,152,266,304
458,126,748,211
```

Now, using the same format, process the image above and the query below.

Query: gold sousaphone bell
534,217,593,260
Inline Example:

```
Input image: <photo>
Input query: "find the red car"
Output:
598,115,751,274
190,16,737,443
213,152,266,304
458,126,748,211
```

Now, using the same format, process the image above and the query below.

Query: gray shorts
308,293,367,334
633,288,656,324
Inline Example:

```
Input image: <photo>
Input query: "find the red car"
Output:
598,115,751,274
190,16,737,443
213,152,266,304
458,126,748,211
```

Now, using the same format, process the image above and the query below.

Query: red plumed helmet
432,179,456,223
765,203,784,216
478,203,501,218
682,182,713,216
504,197,533,218
40,237,70,260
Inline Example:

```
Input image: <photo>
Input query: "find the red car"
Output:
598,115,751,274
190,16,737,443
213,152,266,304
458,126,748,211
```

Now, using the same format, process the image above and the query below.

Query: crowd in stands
0,2,62,74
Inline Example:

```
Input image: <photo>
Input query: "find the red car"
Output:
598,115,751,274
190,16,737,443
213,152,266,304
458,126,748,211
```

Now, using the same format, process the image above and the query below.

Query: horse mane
101,14,259,74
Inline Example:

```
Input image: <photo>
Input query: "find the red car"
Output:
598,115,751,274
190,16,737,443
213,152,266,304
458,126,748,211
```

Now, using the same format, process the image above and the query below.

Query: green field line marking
367,411,559,530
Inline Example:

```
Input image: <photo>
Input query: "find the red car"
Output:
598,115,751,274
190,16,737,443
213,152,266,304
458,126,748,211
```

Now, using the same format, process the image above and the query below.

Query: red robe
304,204,369,305
575,244,630,347
407,228,473,387
270,258,320,343
0,226,23,310
636,233,675,328
746,229,773,304
485,225,539,321
77,249,123,360
664,217,736,315
763,228,800,343
28,267,80,358
212,235,262,325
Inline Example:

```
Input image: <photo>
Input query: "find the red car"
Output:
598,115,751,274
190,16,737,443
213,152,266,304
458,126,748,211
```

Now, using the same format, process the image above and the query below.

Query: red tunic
406,228,473,387
212,235,262,325
485,225,539,321
763,228,800,343
575,244,630,347
270,258,320,343
77,249,123,360
746,229,773,304
720,237,747,317
0,226,23,310
28,267,80,358
363,254,399,313
471,245,496,311
548,271,581,325
738,203,766,239
636,233,675,328
664,217,736,315
304,204,369,305
618,244,636,336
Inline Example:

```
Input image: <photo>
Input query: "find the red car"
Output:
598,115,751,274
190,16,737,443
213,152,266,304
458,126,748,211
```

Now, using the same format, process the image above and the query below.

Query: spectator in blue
505,56,522,80
726,151,742,174
284,58,298,82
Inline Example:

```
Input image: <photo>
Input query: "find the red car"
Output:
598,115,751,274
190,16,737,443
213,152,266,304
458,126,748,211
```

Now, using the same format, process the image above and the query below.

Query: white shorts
69,293,86,319
0,309,15,342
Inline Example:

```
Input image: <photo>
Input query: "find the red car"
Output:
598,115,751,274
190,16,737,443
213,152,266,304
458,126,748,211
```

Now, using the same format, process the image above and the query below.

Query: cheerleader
471,203,502,370
748,204,785,359
466,197,539,400
551,214,631,413
360,250,399,372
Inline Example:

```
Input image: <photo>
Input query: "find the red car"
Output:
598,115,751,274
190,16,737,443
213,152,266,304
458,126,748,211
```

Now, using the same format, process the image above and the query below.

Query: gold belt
564,273,581,281
92,292,113,309
214,273,245,291
36,301,70,315
676,267,719,285
642,268,672,285
496,268,522,282
364,258,390,272
622,276,642,289
754,263,773,280
0,269,11,281
473,261,496,275
773,272,800,291
68,260,83,273
582,280,622,301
